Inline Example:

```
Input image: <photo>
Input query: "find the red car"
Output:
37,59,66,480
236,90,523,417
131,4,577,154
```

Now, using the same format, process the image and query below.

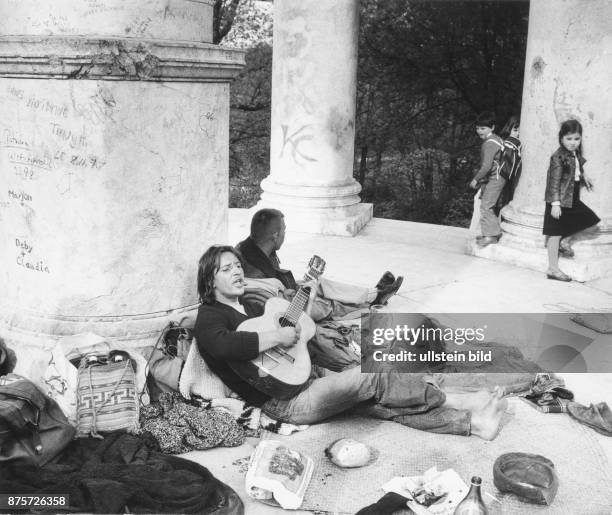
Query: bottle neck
467,482,482,497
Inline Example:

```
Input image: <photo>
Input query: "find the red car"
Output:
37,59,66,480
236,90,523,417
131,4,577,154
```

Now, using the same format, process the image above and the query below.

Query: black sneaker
375,271,395,290
371,276,404,306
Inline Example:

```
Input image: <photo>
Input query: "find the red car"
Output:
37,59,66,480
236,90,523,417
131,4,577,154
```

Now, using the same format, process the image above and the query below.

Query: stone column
468,0,612,281
257,0,372,236
0,0,244,348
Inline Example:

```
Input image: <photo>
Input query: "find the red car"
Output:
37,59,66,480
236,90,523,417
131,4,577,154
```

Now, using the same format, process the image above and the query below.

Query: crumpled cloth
567,401,612,437
139,392,245,454
522,373,573,413
0,432,243,514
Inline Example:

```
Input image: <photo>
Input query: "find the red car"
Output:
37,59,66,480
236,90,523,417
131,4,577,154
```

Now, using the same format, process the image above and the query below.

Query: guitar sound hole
278,317,295,328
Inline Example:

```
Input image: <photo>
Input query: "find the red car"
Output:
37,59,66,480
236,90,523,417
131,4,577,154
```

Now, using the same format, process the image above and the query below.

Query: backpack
0,373,76,466
498,137,522,182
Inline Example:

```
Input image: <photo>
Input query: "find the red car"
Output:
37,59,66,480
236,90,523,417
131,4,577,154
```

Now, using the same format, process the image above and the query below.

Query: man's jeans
310,278,372,321
318,277,372,305
261,366,471,436
480,175,507,237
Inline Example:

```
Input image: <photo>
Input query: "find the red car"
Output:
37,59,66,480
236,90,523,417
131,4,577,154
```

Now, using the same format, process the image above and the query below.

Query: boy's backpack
0,373,76,466
498,137,522,182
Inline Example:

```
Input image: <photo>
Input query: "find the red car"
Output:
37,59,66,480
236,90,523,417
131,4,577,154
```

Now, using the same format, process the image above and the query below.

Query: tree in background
222,0,273,207
220,1,529,226
212,0,243,44
355,0,529,225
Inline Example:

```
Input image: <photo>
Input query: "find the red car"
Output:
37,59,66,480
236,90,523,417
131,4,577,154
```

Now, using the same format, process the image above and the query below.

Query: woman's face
213,251,245,301
510,126,520,138
561,132,581,153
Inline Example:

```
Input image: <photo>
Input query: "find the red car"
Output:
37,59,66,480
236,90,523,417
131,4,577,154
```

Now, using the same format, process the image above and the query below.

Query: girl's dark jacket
544,146,586,208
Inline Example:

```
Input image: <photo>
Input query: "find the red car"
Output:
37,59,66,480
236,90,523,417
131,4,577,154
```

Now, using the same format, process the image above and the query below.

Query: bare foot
470,394,508,441
443,387,502,412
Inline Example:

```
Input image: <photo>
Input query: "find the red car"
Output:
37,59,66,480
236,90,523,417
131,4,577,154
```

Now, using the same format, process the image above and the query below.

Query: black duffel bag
0,373,75,466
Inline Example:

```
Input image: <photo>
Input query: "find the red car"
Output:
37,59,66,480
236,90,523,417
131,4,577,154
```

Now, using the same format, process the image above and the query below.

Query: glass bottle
454,476,488,515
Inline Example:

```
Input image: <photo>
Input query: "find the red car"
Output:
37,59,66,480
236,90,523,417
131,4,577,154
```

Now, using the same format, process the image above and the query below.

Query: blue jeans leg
261,368,470,435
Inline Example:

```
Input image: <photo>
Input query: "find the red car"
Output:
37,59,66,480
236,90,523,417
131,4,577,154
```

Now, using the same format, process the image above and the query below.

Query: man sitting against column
193,245,508,439
236,208,403,321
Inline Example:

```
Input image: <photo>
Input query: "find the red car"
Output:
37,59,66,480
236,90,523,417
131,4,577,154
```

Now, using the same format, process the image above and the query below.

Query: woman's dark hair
500,115,520,140
475,111,497,130
197,245,243,304
558,119,583,155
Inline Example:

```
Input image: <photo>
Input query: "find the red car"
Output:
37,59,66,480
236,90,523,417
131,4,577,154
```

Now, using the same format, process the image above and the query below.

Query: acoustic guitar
230,256,326,399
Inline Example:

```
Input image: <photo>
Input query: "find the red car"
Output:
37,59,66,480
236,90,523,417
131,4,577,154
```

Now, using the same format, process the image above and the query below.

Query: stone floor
181,209,612,515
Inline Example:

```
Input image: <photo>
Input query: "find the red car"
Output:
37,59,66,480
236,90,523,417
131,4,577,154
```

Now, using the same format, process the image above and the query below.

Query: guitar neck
282,287,312,326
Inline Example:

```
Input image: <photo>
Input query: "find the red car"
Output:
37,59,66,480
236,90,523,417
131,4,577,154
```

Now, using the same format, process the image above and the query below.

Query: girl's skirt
543,182,600,237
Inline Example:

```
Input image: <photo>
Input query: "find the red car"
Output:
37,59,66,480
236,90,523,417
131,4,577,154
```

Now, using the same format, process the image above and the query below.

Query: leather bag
0,373,76,466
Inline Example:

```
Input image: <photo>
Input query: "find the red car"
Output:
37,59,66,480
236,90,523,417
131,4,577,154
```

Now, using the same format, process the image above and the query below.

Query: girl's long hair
197,245,243,304
500,115,520,140
558,119,584,157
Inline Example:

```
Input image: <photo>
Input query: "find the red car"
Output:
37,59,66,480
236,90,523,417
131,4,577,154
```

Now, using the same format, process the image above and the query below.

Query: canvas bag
0,373,76,466
308,322,361,372
77,356,139,438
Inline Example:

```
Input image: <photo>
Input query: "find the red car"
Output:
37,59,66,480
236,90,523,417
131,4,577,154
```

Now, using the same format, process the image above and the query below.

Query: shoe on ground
547,270,571,282
375,271,395,291
371,276,404,306
477,236,500,247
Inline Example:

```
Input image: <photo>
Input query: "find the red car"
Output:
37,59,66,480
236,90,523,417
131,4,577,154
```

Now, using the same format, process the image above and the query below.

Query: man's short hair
250,208,284,243
476,111,496,129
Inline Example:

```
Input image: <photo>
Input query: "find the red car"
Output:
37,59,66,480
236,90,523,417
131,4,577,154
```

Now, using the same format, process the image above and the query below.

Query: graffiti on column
1,84,112,276
14,236,50,273
279,124,317,164
72,85,117,126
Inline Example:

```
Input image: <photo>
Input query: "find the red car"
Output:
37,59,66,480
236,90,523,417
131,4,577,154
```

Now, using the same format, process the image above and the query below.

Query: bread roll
325,438,371,468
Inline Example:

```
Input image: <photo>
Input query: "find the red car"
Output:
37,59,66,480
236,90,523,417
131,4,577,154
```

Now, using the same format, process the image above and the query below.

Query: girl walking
543,120,600,281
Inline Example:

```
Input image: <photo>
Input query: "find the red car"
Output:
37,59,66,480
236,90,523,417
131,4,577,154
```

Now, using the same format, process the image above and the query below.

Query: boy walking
470,112,505,247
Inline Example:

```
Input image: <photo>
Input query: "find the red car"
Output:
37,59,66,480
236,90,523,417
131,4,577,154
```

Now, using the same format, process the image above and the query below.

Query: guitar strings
280,287,311,328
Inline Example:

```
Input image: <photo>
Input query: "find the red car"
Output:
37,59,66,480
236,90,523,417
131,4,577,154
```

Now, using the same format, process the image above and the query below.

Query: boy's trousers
480,175,507,236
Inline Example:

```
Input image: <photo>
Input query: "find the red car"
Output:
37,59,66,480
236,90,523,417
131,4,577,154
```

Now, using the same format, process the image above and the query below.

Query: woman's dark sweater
194,300,272,407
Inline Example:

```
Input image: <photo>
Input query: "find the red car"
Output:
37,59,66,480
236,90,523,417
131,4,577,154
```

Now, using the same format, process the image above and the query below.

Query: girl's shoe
476,234,501,243
546,270,571,282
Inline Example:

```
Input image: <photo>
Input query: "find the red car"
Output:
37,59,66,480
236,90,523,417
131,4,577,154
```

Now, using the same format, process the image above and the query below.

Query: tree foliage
223,1,530,225
212,0,242,44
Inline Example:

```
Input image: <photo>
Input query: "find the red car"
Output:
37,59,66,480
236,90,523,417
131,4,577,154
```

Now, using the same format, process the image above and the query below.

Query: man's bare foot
443,387,503,412
470,393,508,441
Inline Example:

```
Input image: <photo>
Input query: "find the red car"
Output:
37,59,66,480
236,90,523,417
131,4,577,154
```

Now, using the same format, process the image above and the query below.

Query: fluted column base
466,204,612,282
